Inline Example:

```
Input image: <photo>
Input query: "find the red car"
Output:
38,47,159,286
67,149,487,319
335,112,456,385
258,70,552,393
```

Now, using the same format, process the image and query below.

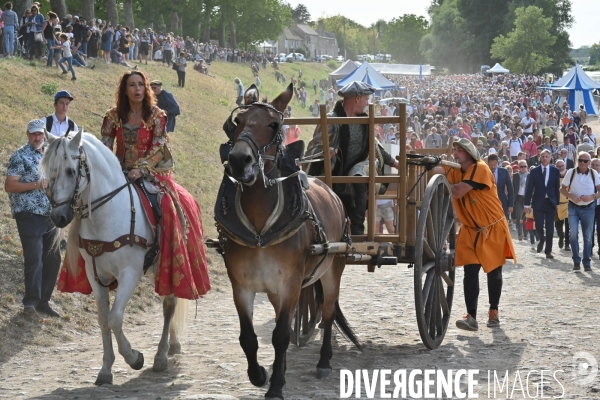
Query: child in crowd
523,208,536,249
53,33,76,81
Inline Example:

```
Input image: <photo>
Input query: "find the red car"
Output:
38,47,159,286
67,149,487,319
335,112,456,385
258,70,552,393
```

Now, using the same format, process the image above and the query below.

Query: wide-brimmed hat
337,81,376,98
453,138,480,161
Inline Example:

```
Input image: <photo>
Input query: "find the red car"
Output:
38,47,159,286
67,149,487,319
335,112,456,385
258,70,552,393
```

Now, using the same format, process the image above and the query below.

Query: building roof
322,31,336,39
281,28,304,42
294,24,319,36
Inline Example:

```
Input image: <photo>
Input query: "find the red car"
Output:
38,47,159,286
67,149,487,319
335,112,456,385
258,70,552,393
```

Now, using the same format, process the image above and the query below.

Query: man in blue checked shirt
4,119,61,319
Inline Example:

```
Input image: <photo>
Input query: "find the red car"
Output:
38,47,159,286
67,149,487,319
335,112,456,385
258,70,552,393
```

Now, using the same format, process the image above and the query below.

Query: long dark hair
115,70,156,123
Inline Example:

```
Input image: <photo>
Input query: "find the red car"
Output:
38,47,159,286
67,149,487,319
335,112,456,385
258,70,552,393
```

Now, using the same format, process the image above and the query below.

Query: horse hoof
316,367,332,379
249,366,269,387
94,372,113,386
264,387,284,399
168,342,181,355
131,351,144,370
153,356,168,372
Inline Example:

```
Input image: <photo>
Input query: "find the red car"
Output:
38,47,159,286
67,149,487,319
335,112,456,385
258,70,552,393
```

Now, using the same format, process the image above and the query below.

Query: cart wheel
290,283,322,347
414,174,456,349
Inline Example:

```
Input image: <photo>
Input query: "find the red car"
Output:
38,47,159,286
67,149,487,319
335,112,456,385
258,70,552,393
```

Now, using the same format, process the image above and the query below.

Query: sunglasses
578,159,590,163
519,166,527,168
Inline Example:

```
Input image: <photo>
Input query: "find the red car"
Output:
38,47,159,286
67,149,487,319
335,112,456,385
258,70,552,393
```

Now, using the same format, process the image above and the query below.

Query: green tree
291,3,311,24
381,14,428,64
420,0,472,72
590,44,600,66
316,16,368,60
490,6,556,74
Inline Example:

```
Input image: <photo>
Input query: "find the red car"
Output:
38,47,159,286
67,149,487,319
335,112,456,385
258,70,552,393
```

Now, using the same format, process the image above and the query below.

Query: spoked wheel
290,283,322,347
414,174,456,349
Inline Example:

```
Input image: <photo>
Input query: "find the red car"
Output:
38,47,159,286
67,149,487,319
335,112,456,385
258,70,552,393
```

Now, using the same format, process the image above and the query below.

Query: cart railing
285,103,455,252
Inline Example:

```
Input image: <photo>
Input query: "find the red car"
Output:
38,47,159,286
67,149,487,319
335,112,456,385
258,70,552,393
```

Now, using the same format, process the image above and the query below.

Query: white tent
550,64,600,115
369,63,432,76
487,63,510,74
329,59,358,81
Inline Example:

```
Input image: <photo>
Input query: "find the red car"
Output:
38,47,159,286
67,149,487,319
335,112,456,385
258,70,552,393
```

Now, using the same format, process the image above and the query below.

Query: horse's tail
315,280,362,352
171,298,189,337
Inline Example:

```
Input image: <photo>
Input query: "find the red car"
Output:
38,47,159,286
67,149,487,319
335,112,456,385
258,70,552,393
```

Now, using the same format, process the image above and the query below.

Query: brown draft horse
224,83,361,399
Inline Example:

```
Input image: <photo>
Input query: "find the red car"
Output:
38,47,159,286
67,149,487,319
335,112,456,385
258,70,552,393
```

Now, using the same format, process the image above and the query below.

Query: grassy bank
0,56,333,362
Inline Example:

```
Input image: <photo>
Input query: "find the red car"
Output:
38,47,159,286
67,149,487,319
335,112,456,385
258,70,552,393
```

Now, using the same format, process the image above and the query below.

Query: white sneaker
530,243,535,248
41,56,47,61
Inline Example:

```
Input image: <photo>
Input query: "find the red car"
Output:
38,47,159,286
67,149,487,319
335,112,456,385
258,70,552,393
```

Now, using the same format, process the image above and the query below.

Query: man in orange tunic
434,138,516,331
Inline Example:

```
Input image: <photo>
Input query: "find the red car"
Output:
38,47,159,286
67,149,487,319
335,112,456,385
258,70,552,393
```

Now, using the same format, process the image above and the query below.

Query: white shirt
562,168,600,206
521,117,535,133
62,41,72,57
44,113,79,138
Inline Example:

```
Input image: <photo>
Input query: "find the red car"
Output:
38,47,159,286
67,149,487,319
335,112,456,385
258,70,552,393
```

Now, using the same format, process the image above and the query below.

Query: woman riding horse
58,70,210,300
100,70,211,299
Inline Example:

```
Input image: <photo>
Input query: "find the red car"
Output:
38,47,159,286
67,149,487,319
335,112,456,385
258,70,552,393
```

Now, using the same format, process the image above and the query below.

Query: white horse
40,128,188,385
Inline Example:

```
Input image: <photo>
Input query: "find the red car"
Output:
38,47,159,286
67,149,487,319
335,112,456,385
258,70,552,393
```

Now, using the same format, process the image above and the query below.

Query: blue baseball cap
54,90,74,103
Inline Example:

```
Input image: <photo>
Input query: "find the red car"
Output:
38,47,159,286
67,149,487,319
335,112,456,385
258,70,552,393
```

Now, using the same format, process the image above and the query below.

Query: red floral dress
57,106,210,299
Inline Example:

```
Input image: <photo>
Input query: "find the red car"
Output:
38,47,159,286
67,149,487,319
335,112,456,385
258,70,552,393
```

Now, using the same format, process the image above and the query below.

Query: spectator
150,80,180,133
554,159,570,252
488,153,514,222
53,33,76,81
524,150,561,258
2,2,19,58
174,51,187,87
110,47,136,68
26,4,44,60
577,136,594,153
560,151,600,271
43,90,78,137
234,77,244,107
101,22,113,64
425,127,441,149
513,159,529,241
309,99,320,117
4,119,62,319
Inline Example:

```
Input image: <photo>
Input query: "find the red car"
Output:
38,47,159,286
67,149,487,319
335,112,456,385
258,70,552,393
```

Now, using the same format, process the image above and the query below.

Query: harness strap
79,233,150,288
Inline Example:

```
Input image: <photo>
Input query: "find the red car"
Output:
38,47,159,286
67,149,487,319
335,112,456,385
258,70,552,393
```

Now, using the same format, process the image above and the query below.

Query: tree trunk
81,0,95,21
229,21,236,50
49,0,68,19
170,12,179,34
123,0,134,29
218,12,225,47
156,14,166,31
202,1,212,43
15,1,33,18
105,0,119,26
178,12,183,36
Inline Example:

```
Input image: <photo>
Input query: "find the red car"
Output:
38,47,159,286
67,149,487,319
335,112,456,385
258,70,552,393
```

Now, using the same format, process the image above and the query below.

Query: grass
0,55,333,362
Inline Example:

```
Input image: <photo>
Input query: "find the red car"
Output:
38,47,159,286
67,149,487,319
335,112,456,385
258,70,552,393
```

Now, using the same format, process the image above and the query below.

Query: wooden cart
285,103,459,350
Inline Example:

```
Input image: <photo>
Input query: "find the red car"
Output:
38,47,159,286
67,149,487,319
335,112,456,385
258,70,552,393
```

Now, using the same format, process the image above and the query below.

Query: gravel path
0,231,599,399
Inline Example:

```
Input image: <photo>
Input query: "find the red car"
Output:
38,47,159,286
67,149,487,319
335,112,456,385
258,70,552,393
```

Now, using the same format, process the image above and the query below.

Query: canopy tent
329,59,358,81
487,63,510,74
369,63,431,76
550,64,600,116
336,61,396,91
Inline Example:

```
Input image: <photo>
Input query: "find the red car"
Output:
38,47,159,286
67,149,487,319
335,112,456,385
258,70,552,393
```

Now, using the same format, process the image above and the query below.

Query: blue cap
54,90,74,103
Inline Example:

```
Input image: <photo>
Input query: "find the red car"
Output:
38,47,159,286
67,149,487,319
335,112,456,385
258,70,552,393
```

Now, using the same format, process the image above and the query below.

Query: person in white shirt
54,33,76,80
560,151,600,271
521,111,535,134
43,90,79,138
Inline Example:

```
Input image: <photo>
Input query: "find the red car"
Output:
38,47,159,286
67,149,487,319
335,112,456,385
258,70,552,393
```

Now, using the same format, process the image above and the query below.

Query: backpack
46,116,74,136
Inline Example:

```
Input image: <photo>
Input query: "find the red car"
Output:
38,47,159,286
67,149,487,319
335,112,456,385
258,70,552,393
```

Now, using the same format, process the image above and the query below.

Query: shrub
41,82,58,96
327,60,338,70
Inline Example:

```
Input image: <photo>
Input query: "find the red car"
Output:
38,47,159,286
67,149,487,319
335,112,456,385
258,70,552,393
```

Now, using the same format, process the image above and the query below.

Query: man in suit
524,149,561,258
556,148,574,169
488,154,514,220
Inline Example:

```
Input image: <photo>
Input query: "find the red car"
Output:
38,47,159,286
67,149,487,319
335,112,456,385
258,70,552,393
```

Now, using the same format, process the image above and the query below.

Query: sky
291,0,599,49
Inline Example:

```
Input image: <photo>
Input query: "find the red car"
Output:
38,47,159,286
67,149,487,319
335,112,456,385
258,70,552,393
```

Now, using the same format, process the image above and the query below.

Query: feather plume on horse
214,83,361,399
40,128,189,385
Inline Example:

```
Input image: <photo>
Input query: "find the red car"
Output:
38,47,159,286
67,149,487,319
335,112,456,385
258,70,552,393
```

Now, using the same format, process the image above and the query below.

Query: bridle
46,139,131,219
227,102,285,188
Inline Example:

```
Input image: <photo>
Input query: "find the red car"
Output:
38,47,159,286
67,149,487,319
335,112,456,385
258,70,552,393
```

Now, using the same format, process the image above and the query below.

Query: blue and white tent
336,61,396,92
550,64,600,116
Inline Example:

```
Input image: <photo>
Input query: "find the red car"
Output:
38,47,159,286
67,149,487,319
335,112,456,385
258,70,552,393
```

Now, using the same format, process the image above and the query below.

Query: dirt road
1,232,599,399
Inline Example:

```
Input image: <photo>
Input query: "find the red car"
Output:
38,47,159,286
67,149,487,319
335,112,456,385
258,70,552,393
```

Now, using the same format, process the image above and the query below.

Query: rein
228,102,285,188
47,139,150,288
